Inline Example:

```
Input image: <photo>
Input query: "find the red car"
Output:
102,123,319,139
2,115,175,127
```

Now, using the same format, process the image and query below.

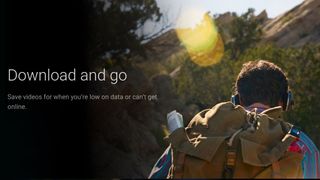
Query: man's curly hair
235,60,289,107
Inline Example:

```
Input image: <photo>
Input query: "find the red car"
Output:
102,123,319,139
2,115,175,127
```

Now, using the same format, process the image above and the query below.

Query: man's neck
245,103,270,113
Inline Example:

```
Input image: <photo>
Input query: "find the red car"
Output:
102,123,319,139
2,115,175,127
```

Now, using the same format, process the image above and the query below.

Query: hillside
262,0,320,47
144,0,320,58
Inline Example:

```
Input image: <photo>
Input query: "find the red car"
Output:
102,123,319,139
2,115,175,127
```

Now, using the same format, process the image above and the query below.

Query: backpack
167,102,303,178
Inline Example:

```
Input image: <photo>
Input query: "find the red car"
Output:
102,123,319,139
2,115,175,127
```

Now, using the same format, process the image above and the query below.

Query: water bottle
167,110,184,133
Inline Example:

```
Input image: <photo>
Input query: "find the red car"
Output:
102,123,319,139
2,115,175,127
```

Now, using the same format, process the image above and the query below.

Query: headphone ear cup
283,91,294,111
286,91,294,111
231,94,240,105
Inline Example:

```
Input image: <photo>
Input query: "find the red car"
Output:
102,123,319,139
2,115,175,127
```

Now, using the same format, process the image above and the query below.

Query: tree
85,0,162,66
226,8,262,59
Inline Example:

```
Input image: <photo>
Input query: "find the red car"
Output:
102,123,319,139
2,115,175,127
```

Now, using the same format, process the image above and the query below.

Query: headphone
231,91,294,111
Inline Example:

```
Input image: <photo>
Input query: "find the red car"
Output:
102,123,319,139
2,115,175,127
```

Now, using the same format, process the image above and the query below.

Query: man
149,60,320,178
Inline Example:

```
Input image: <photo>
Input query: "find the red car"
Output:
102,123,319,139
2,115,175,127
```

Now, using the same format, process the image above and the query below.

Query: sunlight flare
176,12,224,66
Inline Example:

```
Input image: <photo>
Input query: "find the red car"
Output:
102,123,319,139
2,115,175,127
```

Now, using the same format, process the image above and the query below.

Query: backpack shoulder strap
173,152,186,179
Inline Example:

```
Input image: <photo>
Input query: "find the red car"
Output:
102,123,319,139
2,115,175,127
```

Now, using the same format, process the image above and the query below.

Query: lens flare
176,12,224,66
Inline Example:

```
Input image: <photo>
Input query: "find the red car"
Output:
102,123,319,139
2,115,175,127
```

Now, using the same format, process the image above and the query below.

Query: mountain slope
262,0,320,47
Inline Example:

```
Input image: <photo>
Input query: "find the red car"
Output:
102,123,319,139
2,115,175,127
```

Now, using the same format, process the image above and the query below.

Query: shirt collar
245,106,267,114
245,106,284,119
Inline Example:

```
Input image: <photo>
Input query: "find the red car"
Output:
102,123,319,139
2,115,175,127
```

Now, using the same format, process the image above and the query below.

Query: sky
154,0,303,28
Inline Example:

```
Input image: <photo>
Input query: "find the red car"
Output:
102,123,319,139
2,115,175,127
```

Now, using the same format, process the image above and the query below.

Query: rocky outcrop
256,10,269,24
216,12,235,25
141,29,184,62
262,0,320,47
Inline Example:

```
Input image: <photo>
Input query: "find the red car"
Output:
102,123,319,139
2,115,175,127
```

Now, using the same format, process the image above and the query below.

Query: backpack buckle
226,151,236,166
289,126,301,139
223,149,237,178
